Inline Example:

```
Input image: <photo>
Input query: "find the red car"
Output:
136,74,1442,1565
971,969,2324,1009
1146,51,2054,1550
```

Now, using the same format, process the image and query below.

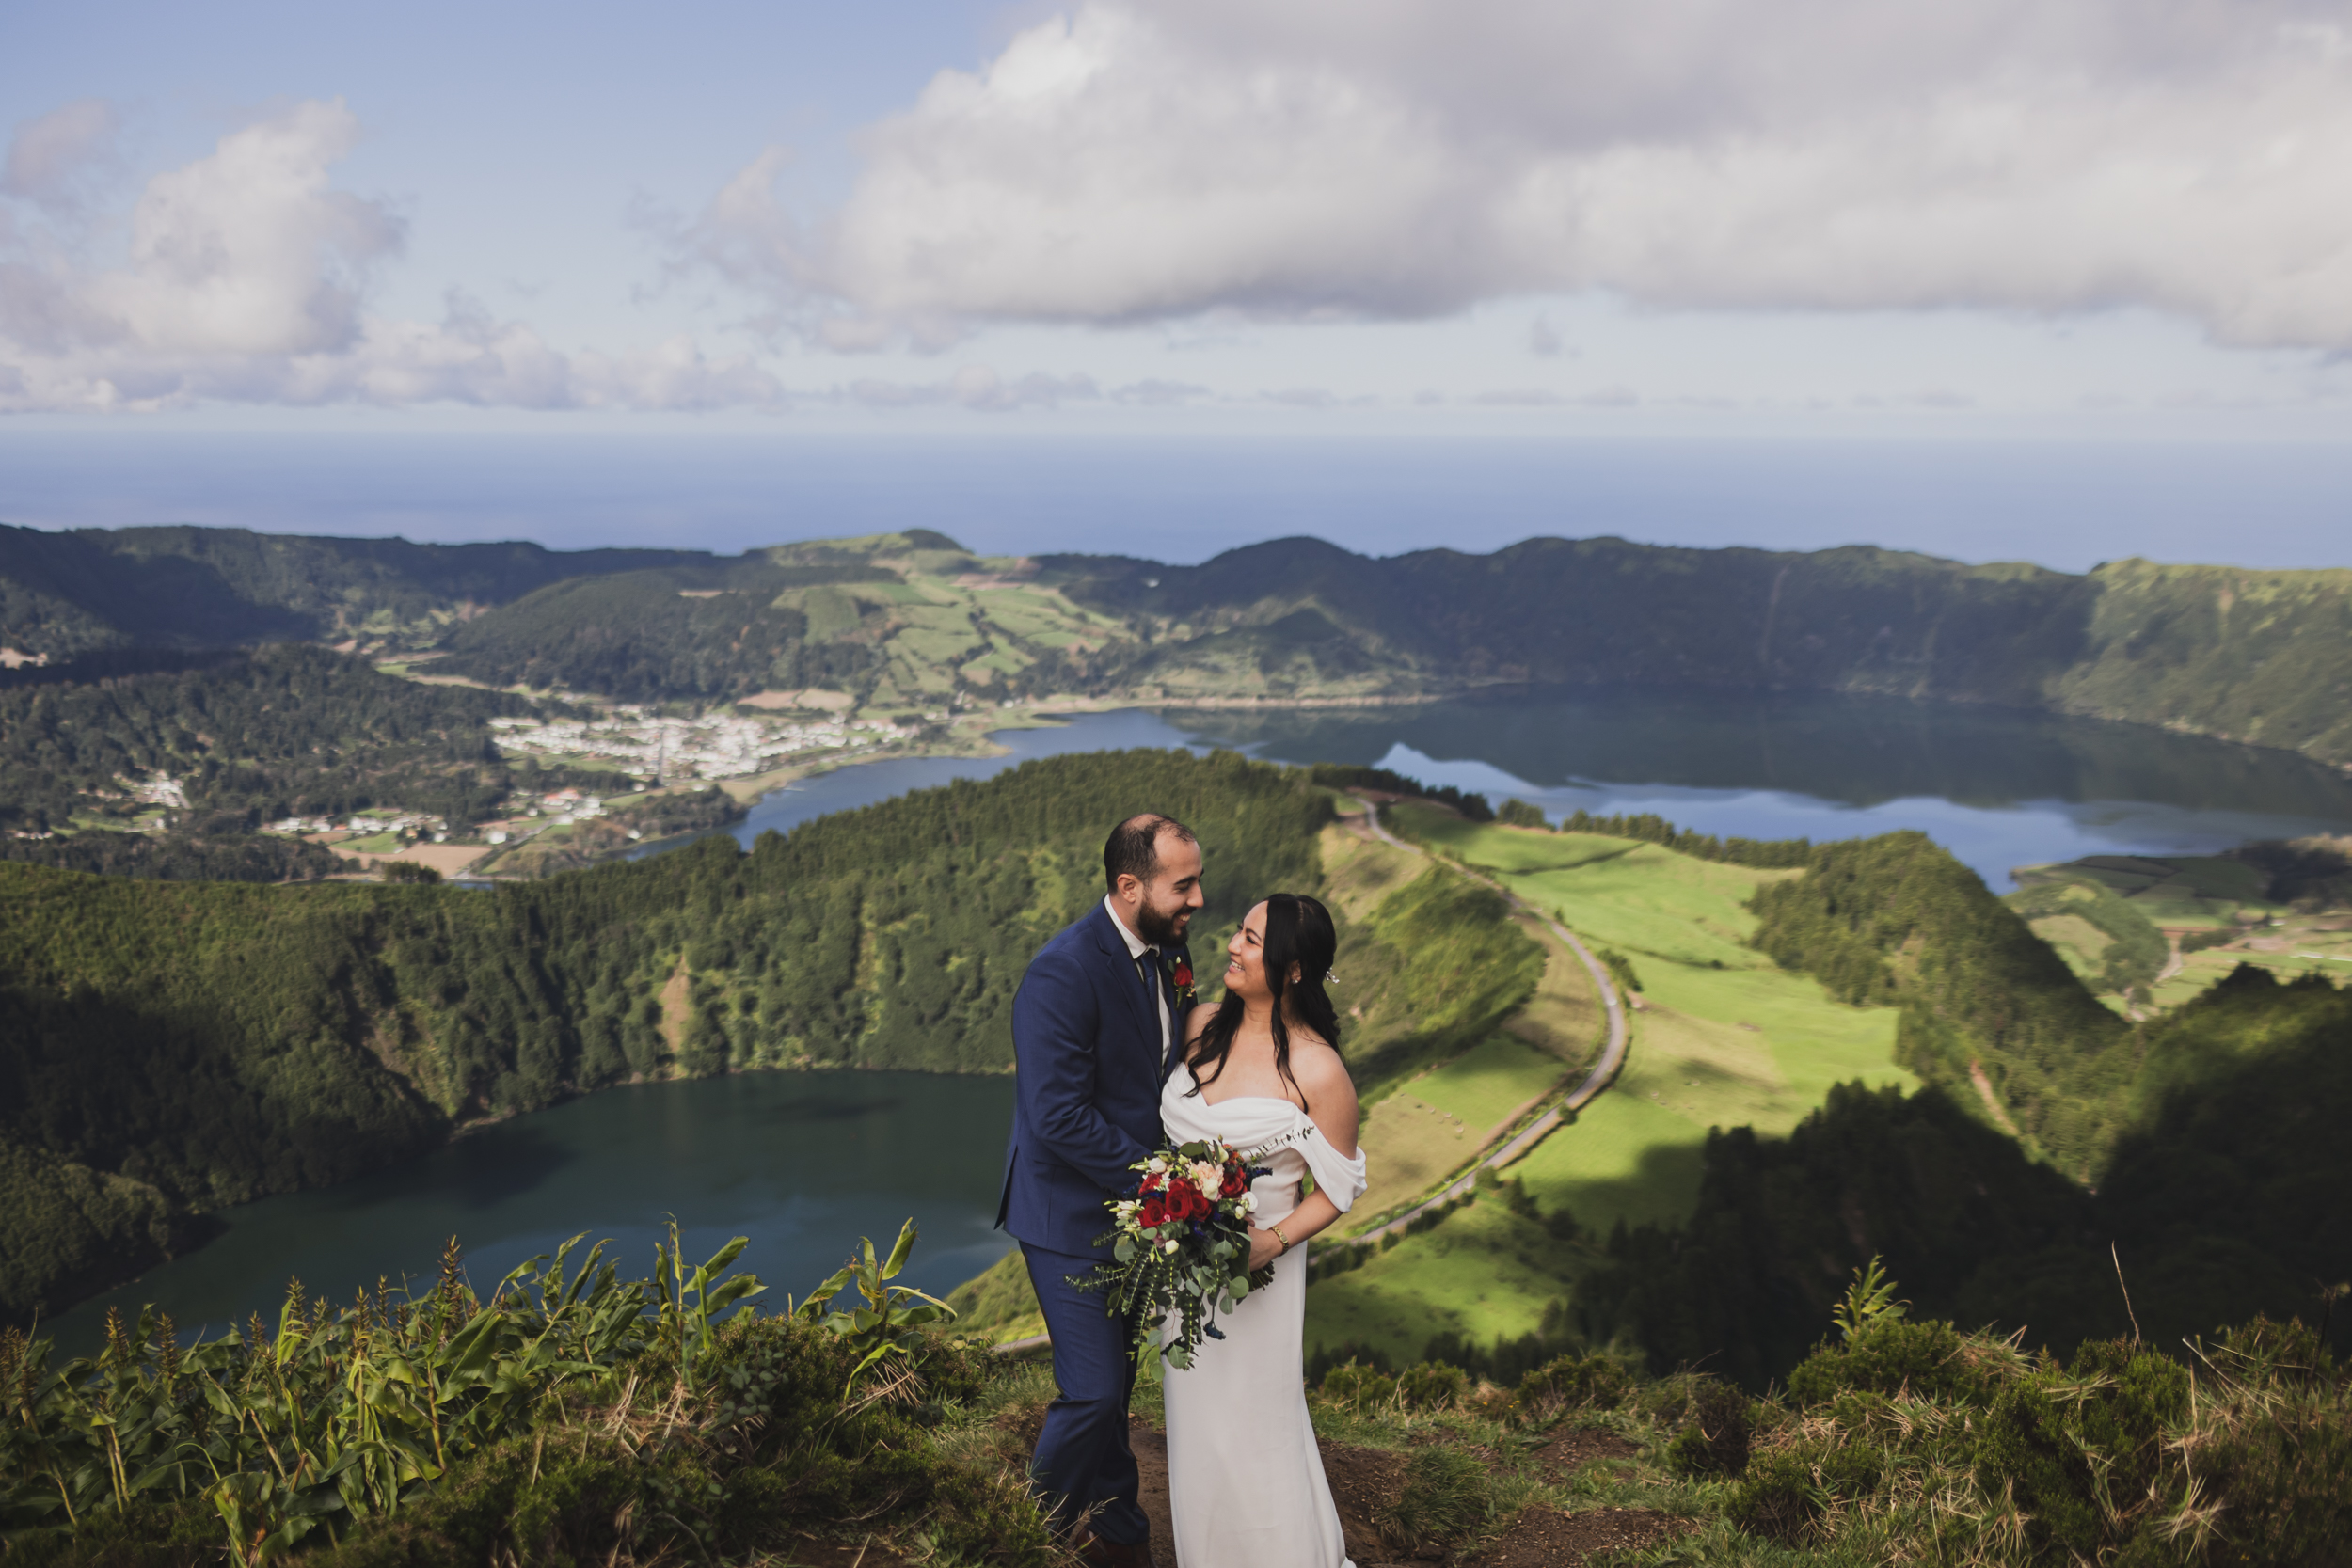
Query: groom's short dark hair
1104,813,1196,893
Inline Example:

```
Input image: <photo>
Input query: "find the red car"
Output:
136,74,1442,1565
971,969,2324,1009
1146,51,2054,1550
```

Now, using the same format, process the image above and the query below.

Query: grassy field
1305,811,1914,1366
1348,1033,1567,1226
1324,803,1602,1226
1307,1197,1578,1365
2009,849,2352,1015
1390,809,1911,1232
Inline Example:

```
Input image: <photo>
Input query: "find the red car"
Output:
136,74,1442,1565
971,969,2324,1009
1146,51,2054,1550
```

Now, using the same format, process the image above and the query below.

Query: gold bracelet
1270,1223,1291,1255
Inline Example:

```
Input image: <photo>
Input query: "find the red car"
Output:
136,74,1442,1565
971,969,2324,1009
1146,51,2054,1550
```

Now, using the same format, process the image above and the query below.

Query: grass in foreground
0,1227,1059,1567
11,1222,2340,1568
1299,1264,2352,1568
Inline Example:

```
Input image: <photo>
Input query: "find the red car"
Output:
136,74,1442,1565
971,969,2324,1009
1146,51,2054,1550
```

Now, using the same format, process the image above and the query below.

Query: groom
998,813,1204,1568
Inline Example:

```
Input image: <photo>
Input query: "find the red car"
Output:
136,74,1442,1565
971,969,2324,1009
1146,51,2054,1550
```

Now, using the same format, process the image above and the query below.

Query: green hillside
0,523,708,656
1582,962,2352,1386
0,752,1551,1327
13,524,2352,771
1276,809,2352,1394
1041,539,2352,767
2008,840,2352,1014
0,644,554,838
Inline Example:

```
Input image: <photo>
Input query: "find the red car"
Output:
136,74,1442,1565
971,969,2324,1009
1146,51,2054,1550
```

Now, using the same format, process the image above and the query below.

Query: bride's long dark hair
1184,893,1342,1110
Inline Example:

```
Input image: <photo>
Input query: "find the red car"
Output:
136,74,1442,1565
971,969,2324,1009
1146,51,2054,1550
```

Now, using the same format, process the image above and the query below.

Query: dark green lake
55,1072,1015,1353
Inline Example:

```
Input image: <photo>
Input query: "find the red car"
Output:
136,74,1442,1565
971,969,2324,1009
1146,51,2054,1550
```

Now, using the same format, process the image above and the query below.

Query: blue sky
6,1,2352,562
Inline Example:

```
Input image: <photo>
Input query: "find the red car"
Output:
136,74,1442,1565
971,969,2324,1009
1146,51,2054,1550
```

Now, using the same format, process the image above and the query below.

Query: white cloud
1109,377,1207,404
3,100,121,208
723,0,2352,353
0,100,783,412
836,364,1101,411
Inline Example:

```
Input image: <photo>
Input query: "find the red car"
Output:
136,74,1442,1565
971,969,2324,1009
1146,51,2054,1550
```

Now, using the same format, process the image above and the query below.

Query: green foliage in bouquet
1077,1138,1265,1370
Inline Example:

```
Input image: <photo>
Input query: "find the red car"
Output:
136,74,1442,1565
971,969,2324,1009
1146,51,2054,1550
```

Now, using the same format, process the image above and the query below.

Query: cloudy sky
7,0,2352,433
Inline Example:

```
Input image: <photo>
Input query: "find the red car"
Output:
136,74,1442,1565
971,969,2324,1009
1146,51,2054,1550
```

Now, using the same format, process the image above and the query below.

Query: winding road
1343,797,1629,1245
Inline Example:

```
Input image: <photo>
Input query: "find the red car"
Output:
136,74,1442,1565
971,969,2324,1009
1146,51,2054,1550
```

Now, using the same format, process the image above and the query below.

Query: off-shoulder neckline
1174,1062,1311,1115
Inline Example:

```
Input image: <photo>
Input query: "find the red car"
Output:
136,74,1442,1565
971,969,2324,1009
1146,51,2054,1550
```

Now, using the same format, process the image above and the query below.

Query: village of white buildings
22,703,950,873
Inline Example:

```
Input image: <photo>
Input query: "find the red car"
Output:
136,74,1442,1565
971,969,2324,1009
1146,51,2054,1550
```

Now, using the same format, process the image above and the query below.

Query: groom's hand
1248,1227,1284,1271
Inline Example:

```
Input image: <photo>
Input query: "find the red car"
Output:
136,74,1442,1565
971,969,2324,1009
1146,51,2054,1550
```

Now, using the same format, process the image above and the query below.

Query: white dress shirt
1104,894,1172,1065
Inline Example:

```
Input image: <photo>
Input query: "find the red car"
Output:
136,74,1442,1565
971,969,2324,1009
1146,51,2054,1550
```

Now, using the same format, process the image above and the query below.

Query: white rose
1240,1192,1258,1212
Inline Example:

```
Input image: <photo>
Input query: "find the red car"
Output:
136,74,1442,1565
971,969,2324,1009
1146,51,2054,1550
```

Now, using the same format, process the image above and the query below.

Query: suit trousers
1023,1242,1147,1545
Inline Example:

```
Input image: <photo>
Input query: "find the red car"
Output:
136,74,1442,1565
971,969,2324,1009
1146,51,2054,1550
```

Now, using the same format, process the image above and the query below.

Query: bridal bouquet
1074,1138,1269,1369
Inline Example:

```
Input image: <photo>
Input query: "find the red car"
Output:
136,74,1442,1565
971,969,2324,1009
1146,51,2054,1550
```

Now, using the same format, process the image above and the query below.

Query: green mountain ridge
8,524,2352,768
0,524,713,656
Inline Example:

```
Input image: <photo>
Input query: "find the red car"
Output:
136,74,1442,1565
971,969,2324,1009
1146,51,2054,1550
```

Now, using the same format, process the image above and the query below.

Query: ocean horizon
7,427,2351,573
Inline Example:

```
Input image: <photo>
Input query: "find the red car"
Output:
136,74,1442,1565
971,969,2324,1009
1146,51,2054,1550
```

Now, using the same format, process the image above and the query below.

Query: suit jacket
997,902,1188,1255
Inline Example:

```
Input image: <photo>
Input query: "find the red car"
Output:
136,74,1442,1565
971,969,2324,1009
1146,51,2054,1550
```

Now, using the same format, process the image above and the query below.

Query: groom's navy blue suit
999,901,1185,1546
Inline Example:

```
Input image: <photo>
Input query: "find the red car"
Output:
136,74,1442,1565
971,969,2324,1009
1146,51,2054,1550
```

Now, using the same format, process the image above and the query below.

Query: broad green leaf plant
791,1220,957,1393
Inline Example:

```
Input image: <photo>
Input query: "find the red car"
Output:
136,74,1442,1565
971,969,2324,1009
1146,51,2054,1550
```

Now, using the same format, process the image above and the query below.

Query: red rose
1138,1196,1167,1228
1173,957,1193,990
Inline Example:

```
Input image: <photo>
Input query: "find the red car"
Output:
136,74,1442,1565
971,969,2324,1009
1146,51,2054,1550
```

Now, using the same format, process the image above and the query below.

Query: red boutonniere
1168,953,1197,1008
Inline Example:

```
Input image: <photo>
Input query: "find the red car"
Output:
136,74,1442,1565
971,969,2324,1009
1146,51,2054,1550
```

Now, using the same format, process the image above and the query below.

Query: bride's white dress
1159,1063,1369,1568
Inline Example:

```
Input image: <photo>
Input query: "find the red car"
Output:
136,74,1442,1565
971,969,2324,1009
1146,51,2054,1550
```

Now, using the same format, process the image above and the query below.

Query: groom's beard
1136,895,1191,947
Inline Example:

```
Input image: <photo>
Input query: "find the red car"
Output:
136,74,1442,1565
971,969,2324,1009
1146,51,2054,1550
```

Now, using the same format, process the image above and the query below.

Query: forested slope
1041,538,2352,766
1748,831,2136,1173
0,643,552,836
0,751,1375,1323
1579,965,2352,1386
0,524,708,657
428,562,897,701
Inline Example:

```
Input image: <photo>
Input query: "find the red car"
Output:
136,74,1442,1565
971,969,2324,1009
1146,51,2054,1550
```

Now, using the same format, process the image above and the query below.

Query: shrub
1666,1378,1753,1476
1726,1440,1885,1544
1972,1338,2190,1560
2179,1320,2352,1564
1516,1353,1632,1420
1396,1360,1470,1410
1317,1359,1397,1408
1595,945,1645,997
1785,1317,1980,1405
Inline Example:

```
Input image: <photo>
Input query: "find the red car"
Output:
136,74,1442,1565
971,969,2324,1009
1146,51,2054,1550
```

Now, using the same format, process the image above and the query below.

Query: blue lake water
708,689,2352,889
50,688,2352,1352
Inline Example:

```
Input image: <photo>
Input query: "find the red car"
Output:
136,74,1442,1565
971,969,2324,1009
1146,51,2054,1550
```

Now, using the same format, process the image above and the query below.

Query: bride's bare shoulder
1286,1031,1357,1102
1286,1032,1359,1152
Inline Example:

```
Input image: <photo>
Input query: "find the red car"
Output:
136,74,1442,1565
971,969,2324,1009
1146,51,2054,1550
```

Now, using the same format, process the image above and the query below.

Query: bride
1163,893,1367,1568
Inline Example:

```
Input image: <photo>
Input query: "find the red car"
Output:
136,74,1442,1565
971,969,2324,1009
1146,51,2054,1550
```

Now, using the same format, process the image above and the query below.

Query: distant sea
6,428,2352,571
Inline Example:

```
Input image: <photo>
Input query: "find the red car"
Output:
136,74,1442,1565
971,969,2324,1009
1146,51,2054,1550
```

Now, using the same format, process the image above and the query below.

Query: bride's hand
1248,1227,1284,1271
